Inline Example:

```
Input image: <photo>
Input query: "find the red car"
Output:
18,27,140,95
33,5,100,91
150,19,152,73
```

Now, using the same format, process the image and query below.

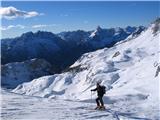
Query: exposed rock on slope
1,59,54,88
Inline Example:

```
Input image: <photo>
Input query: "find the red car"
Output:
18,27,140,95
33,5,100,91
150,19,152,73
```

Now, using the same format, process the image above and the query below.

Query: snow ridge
14,19,159,101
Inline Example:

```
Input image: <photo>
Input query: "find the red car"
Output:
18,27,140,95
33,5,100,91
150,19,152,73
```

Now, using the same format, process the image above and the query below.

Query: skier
91,82,106,110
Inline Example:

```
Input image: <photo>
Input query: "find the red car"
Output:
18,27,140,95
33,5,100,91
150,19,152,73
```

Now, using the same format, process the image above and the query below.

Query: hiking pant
96,96,104,106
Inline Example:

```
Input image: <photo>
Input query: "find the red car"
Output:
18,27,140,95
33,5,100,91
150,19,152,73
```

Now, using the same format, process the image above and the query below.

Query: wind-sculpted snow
14,20,159,100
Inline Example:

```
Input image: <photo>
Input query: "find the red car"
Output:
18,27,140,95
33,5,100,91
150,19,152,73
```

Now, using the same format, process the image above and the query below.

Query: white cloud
0,25,26,31
32,24,58,28
32,24,48,28
0,24,60,31
0,6,43,20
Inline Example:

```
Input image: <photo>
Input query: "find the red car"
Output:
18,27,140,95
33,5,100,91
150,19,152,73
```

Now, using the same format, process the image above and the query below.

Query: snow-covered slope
12,19,160,119
2,89,139,120
1,59,54,88
14,19,159,100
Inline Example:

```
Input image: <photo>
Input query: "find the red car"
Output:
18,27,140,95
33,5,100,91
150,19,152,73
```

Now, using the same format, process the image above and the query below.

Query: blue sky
1,1,159,38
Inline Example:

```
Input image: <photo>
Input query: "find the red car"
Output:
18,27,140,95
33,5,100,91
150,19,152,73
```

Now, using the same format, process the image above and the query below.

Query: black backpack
101,86,106,95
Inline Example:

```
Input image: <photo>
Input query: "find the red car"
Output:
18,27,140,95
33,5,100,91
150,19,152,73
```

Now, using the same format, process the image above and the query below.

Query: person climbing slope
91,82,106,110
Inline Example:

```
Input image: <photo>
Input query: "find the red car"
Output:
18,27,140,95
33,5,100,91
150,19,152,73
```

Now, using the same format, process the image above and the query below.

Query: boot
100,105,106,110
95,106,100,110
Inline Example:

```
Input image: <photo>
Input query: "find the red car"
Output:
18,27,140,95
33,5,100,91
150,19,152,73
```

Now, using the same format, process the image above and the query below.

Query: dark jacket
92,85,104,97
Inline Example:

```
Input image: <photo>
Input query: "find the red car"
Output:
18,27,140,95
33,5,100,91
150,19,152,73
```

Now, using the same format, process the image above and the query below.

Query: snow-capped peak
89,25,102,38
151,17,160,34
96,25,103,32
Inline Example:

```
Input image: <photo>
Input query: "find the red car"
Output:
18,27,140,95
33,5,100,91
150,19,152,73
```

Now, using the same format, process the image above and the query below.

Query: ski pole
91,91,92,100
154,61,160,67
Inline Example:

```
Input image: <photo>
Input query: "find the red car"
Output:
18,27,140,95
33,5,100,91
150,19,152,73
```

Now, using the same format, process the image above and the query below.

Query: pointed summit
151,18,160,34
89,26,103,38
152,17,160,24
96,25,102,32
21,31,34,38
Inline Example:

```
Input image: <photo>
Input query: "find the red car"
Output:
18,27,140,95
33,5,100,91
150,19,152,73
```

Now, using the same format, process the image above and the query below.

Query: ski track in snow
1,89,155,120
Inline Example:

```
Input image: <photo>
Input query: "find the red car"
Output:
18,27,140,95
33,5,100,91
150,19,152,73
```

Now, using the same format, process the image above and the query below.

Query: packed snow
2,88,159,120
9,20,160,119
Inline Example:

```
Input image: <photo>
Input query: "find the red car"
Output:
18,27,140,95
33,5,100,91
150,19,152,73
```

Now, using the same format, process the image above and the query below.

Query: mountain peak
152,17,160,24
35,31,56,38
96,25,103,32
89,26,103,38
21,31,34,38
20,31,57,40
151,18,160,34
